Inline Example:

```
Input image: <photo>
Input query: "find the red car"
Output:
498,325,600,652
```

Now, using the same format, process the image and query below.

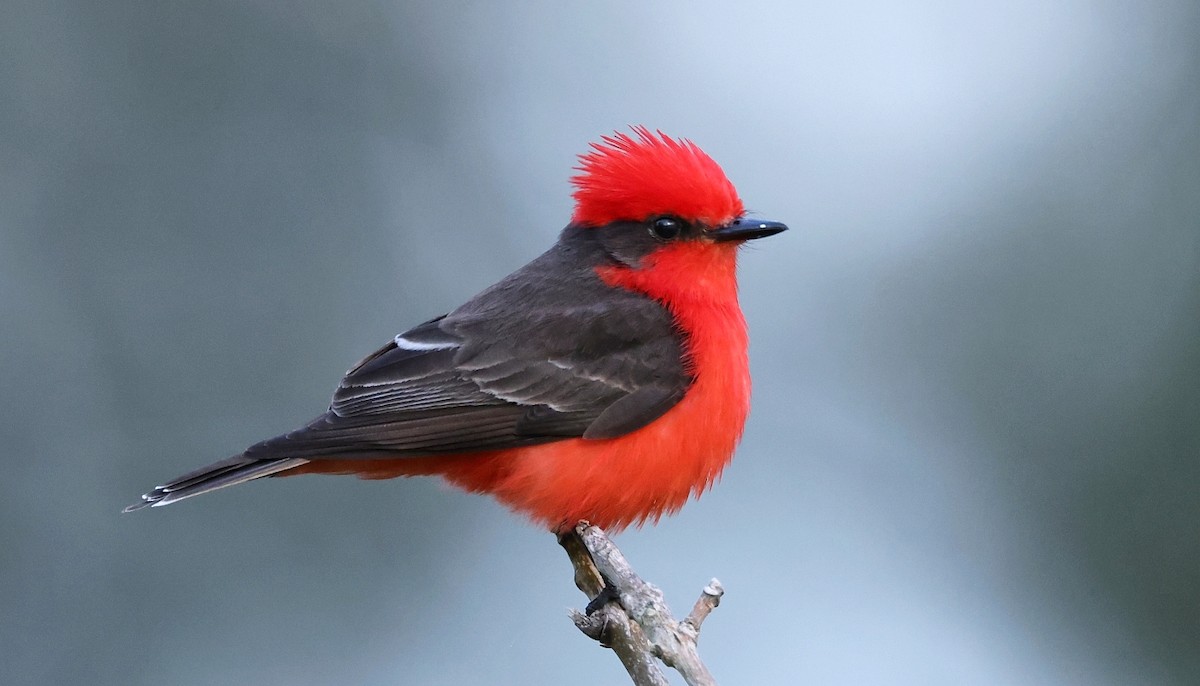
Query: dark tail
123,456,308,512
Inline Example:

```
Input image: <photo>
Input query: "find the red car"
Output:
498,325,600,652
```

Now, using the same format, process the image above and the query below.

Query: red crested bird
125,127,786,532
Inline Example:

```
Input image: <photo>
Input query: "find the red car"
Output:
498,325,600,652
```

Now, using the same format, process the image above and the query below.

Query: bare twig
681,579,724,640
559,528,670,686
559,522,724,686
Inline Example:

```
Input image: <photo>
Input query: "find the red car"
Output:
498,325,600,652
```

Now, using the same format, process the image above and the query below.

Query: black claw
585,576,622,615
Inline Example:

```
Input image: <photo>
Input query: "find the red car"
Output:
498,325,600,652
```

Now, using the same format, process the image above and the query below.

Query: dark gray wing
243,236,691,461
125,229,692,511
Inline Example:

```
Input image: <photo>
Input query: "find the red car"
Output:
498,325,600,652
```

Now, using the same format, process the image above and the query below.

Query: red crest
571,127,744,227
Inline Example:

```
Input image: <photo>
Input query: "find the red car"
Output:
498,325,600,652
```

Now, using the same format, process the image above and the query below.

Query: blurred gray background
3,1,1197,684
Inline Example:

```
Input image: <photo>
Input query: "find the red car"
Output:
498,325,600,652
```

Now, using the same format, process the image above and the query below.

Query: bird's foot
585,574,622,615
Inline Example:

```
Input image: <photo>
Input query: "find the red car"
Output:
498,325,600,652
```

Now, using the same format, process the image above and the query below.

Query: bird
125,126,786,532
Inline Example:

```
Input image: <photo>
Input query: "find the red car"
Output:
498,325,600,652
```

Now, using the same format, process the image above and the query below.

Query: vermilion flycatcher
125,127,786,531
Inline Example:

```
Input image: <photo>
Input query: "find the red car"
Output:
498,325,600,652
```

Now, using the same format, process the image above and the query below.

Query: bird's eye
649,216,683,240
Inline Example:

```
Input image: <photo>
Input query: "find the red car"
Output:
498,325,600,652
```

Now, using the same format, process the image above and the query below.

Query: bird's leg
585,574,622,615
558,522,620,612
557,524,625,613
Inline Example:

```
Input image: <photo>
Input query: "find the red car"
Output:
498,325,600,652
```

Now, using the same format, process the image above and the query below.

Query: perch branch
559,522,724,686
559,527,669,685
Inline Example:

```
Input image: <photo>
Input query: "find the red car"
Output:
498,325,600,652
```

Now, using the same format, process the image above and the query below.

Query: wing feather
239,241,693,462
127,235,696,511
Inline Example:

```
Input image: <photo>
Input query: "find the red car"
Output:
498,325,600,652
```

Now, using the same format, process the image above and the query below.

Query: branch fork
559,522,724,686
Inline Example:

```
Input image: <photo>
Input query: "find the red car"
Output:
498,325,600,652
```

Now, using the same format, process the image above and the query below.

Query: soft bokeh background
3,1,1197,684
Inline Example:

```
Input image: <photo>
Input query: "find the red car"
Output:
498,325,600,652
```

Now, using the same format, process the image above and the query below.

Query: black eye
649,216,683,240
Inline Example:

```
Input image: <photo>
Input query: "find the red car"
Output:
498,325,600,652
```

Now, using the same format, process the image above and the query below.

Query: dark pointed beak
709,217,788,242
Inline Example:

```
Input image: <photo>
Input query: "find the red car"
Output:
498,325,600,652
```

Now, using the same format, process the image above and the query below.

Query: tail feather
123,456,308,512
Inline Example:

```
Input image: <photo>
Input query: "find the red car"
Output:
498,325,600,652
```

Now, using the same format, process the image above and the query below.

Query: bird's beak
708,217,788,242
